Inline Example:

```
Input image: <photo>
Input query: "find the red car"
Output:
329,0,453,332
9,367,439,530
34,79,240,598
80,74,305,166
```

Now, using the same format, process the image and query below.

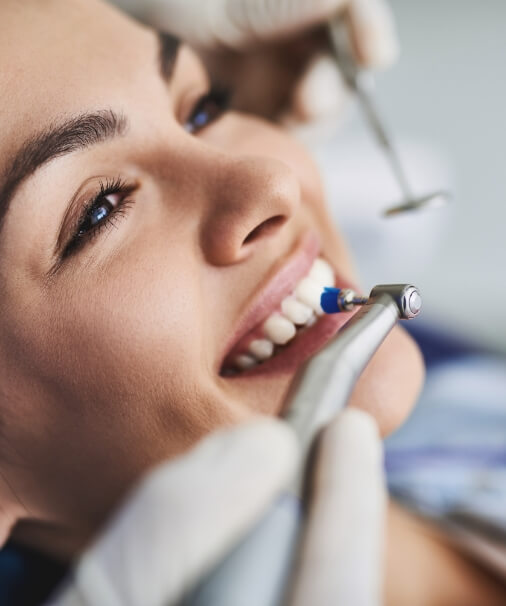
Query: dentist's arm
110,0,399,124
47,409,386,606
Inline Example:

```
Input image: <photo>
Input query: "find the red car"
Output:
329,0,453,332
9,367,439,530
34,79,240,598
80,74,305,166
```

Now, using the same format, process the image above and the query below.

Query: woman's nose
200,156,301,266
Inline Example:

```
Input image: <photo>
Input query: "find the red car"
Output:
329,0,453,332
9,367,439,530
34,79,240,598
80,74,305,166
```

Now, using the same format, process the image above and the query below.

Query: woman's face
0,0,423,554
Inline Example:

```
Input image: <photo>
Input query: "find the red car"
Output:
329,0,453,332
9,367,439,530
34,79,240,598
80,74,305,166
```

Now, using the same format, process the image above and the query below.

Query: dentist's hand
46,419,298,606
112,0,399,124
47,410,386,606
288,408,386,606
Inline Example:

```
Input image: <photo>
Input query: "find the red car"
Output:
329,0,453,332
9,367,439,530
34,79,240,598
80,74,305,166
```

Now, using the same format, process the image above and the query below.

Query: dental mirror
328,17,452,218
383,190,452,217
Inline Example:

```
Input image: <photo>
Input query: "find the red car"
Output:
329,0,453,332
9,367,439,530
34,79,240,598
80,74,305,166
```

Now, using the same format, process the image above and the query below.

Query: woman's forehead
0,0,155,175
0,0,131,50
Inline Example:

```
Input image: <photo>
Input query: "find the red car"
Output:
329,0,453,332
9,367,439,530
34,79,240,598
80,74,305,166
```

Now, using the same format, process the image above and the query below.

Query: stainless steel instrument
327,18,451,217
184,284,422,606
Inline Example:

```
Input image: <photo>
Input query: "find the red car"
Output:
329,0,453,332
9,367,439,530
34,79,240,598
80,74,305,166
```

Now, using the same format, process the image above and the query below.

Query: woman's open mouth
220,233,356,377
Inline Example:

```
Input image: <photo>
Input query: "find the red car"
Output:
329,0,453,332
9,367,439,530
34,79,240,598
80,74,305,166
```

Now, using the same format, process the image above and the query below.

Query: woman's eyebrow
0,32,180,238
0,110,127,236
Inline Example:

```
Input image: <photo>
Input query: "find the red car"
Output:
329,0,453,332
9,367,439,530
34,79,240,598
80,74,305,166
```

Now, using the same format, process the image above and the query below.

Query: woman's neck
10,500,506,605
385,501,506,606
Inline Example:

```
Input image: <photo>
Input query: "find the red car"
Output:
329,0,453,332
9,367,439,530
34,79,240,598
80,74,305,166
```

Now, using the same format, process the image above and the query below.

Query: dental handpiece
184,284,422,606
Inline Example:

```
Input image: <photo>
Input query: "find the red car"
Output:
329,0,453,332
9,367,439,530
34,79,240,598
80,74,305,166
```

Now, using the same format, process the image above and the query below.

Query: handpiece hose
185,285,422,606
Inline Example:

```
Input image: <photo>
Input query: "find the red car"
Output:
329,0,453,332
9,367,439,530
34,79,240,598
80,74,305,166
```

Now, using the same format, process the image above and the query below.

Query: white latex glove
289,408,386,606
47,410,386,606
111,0,399,123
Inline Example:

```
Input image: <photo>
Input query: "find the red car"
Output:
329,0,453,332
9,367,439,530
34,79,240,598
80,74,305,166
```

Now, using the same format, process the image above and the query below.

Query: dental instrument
327,18,451,217
321,284,422,318
184,283,422,606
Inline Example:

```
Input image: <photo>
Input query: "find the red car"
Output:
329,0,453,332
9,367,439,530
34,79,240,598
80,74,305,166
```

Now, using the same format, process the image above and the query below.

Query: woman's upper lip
218,231,321,368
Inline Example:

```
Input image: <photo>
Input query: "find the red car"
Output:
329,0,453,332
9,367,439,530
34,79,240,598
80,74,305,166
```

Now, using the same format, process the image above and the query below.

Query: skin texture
0,0,423,559
385,503,506,606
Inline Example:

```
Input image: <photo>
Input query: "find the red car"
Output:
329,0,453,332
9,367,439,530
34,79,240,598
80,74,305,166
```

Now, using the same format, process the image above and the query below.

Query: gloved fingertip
236,417,299,465
203,418,300,491
320,408,383,468
349,0,401,69
339,407,381,441
292,54,350,122
358,27,400,69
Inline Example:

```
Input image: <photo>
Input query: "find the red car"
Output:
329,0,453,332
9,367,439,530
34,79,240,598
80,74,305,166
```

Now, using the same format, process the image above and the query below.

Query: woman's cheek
348,326,425,437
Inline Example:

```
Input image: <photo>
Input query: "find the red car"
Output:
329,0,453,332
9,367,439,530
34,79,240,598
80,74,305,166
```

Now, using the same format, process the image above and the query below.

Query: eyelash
62,85,231,260
62,177,137,258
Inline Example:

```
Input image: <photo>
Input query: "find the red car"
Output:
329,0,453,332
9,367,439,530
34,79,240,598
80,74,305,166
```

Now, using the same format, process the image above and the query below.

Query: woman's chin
347,325,425,437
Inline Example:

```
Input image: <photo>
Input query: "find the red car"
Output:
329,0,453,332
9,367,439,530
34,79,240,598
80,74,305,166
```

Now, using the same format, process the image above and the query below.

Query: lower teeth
227,321,312,374
225,256,334,374
235,354,258,370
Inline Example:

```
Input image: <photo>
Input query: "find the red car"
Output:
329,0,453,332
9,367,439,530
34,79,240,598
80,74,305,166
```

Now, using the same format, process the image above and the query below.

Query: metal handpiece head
321,284,422,319
369,284,422,319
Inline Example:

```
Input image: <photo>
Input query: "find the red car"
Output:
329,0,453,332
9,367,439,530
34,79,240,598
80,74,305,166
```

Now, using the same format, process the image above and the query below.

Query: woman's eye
78,193,121,236
185,86,230,134
61,179,137,260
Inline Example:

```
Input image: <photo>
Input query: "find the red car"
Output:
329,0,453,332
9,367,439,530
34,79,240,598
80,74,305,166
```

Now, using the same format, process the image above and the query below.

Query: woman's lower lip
221,311,352,379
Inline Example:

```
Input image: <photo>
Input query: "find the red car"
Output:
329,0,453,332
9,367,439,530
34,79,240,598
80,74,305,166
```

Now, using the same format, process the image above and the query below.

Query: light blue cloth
385,354,506,533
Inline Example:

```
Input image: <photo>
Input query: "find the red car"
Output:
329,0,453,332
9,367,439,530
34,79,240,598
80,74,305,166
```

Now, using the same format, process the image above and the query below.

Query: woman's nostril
243,216,286,245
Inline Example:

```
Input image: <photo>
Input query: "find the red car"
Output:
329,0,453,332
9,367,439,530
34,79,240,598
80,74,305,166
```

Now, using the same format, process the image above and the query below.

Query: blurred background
311,0,506,352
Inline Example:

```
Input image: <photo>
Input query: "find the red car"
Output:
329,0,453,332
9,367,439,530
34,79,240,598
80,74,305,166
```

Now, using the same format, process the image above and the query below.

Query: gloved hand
47,410,386,606
111,0,399,124
288,408,386,606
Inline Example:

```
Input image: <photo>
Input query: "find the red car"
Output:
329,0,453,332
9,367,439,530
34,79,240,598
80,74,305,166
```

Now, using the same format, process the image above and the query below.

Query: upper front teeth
295,278,325,315
309,258,335,286
232,257,335,370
